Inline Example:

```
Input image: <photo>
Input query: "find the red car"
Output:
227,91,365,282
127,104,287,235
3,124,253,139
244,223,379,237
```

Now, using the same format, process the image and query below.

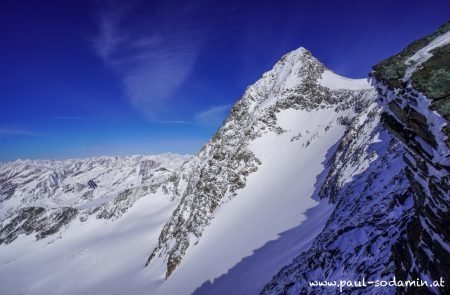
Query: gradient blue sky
1,0,449,161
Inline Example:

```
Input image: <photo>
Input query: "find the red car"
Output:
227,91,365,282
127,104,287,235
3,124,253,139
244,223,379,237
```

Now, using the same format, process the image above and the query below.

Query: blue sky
1,0,449,161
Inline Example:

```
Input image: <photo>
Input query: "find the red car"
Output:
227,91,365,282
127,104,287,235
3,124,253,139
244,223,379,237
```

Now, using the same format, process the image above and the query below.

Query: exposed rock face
262,108,411,295
371,22,450,122
0,206,77,244
87,180,98,189
1,24,448,295
145,47,376,279
263,22,449,295
371,22,450,294
0,154,190,244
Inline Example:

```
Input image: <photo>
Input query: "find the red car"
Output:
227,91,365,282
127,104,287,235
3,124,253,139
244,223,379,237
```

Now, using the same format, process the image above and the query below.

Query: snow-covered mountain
1,22,448,295
0,154,192,294
263,21,450,295
146,47,377,295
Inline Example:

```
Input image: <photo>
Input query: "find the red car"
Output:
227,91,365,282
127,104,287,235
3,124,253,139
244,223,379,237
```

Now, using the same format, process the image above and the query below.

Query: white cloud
91,1,206,119
92,11,123,60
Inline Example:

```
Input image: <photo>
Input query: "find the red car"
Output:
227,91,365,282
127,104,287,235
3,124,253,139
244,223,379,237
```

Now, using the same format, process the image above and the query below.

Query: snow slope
146,48,376,294
1,23,448,295
0,154,191,294
264,21,450,295
0,190,175,295
319,70,372,90
0,154,190,217
157,108,346,295
1,46,385,295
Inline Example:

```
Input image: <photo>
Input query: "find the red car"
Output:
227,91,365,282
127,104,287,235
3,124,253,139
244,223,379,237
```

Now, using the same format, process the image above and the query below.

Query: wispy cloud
194,104,231,127
53,115,120,121
152,104,231,128
91,1,129,62
154,120,194,125
0,127,49,138
91,1,211,119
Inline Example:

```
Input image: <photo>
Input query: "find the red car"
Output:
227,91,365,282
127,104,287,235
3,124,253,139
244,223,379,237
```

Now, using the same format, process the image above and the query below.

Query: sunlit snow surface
319,70,372,90
157,107,347,295
0,191,175,294
0,154,190,294
1,48,377,295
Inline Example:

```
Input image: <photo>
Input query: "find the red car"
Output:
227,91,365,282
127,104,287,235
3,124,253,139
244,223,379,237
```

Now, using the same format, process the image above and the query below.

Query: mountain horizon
1,0,449,161
1,6,449,295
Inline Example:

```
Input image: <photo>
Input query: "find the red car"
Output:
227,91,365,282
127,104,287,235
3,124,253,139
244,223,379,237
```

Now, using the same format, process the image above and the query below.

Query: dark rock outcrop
371,21,450,294
145,47,376,279
263,22,449,295
0,155,189,244
0,207,78,244
87,180,98,189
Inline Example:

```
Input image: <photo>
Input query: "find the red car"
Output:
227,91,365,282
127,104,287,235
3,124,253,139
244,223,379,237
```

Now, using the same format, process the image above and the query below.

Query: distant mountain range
1,21,448,295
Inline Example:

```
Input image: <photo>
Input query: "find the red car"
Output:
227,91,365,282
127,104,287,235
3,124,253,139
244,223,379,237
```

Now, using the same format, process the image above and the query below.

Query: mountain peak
276,46,316,68
282,46,310,59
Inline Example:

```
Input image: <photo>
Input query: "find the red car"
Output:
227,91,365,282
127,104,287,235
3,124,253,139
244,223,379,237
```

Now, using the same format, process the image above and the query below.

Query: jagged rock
0,23,448,295
87,180,98,189
263,21,449,295
0,154,190,242
370,22,450,294
261,100,412,294
145,47,376,279
0,206,77,244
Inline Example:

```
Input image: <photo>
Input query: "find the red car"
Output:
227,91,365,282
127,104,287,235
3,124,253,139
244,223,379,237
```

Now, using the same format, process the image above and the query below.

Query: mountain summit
263,22,450,295
1,23,449,295
144,46,376,292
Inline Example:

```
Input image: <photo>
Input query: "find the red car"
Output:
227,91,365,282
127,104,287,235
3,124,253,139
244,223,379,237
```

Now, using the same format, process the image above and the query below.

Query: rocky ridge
262,22,449,295
145,47,376,279
0,22,448,295
0,154,190,244
371,21,449,294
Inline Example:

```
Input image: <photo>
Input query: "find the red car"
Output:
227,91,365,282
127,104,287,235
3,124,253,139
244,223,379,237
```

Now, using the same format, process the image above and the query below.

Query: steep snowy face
145,46,377,288
263,109,410,295
0,154,190,244
0,46,377,295
370,22,450,294
263,22,449,295
8,36,448,294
